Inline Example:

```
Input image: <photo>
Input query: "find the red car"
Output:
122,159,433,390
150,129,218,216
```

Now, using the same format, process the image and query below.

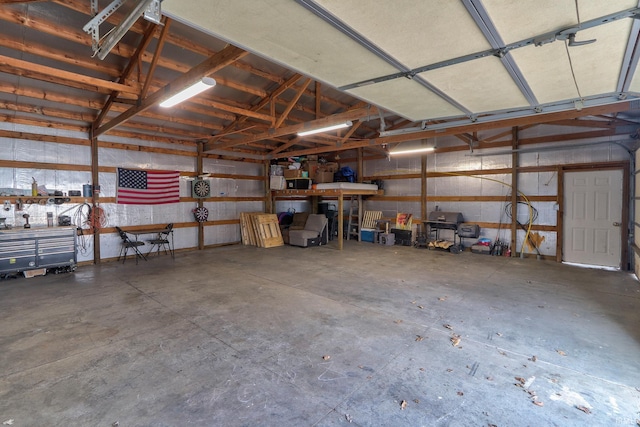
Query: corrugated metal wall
363,129,630,259
0,123,264,263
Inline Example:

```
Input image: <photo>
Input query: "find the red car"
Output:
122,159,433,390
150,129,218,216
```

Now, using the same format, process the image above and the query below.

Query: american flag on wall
116,168,180,205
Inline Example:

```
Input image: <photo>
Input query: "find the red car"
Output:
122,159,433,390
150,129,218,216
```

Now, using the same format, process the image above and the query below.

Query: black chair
147,223,174,258
115,226,146,264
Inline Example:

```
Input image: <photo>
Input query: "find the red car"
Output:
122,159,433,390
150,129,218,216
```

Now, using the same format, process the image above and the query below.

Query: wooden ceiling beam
280,102,637,157
0,82,224,132
205,105,376,151
95,21,159,129
53,0,284,86
0,55,140,95
207,73,304,143
0,114,88,133
546,119,616,128
140,18,172,100
95,45,248,137
0,4,352,117
0,33,121,78
274,78,311,128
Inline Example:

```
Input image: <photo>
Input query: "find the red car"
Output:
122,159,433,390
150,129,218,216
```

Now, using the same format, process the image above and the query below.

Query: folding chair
147,223,174,258
115,226,146,264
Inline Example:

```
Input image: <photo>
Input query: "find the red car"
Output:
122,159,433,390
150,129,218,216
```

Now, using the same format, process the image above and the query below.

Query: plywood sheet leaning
240,212,261,246
252,214,284,248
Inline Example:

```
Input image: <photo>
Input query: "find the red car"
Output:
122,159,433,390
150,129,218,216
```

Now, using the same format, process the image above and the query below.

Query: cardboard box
284,169,303,179
304,160,318,179
324,162,339,173
315,170,334,183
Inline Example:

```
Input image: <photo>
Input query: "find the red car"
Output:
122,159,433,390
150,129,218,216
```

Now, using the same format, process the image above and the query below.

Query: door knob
613,222,621,227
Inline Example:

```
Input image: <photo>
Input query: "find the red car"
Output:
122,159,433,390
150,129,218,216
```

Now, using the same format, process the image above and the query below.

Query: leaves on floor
413,399,420,404
443,323,453,330
529,355,538,362
450,334,461,347
576,405,591,414
457,391,464,396
400,400,407,410
533,400,544,407
418,305,424,309
438,296,448,301
556,349,567,356
345,414,353,423
322,355,330,360
415,335,424,342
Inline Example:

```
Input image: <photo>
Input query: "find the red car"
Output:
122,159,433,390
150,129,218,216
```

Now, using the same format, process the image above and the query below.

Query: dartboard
192,179,211,198
193,207,209,223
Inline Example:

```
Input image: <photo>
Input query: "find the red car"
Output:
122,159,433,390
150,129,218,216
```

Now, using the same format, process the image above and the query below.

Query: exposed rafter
204,105,376,152
95,45,248,137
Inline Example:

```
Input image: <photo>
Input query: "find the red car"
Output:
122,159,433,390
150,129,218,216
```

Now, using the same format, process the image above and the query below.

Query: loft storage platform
272,182,382,198
272,188,382,197
271,183,382,251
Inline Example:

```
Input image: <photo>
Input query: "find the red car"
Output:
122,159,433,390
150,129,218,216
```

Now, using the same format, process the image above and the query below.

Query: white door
563,170,623,268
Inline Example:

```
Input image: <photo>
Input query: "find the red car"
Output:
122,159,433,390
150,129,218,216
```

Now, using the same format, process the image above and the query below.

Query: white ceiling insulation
163,0,640,126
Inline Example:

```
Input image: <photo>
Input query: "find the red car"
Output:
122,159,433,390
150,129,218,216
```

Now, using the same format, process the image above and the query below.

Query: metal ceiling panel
510,19,632,104
509,43,579,104
314,0,492,69
162,0,398,88
563,20,632,96
347,78,463,121
482,0,637,44
420,56,529,113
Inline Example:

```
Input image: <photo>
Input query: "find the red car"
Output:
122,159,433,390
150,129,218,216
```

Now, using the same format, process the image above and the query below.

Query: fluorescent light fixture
389,147,435,156
160,77,216,108
298,121,352,137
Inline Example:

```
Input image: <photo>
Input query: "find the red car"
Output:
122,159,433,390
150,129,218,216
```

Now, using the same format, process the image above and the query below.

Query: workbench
0,227,77,276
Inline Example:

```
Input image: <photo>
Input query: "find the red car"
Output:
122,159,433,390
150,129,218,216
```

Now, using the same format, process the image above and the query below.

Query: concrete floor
1,241,640,426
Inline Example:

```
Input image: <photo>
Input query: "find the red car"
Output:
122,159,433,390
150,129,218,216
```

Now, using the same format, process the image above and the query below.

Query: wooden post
197,142,204,250
264,160,273,214
622,163,630,270
338,194,344,250
421,153,427,229
90,129,101,264
511,127,518,257
556,166,564,263
357,147,363,183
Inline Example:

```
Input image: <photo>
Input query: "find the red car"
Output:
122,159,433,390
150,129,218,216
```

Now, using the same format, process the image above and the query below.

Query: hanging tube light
298,121,352,136
389,147,435,156
160,77,217,108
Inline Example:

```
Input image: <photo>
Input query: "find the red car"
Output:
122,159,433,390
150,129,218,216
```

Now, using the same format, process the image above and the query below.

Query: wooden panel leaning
252,214,284,248
239,212,283,247
361,211,383,229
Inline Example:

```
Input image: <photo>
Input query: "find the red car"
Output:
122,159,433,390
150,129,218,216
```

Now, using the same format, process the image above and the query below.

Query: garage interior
1,1,640,425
